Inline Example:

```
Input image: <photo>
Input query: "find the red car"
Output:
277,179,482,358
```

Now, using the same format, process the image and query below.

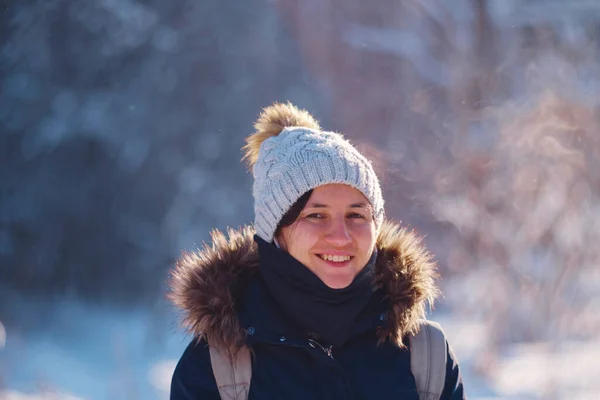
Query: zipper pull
308,339,334,360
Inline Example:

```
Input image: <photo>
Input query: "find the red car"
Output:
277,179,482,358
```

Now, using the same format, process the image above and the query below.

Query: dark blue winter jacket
169,223,466,399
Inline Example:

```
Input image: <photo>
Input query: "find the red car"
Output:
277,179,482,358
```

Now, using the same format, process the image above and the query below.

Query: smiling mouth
318,254,353,263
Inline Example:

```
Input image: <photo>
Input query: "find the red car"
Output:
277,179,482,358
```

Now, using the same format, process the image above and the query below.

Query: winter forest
1,0,600,398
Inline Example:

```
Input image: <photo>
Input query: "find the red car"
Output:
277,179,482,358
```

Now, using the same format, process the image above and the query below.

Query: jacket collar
168,220,439,353
234,271,388,347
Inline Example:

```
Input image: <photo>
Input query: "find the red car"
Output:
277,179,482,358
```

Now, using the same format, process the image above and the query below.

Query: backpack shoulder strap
207,322,444,400
409,320,447,400
208,344,252,400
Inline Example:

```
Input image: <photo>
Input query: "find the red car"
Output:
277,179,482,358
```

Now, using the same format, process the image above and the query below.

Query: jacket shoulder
171,339,220,400
441,338,466,399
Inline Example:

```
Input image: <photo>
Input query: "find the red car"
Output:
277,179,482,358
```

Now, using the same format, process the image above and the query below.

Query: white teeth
320,254,351,262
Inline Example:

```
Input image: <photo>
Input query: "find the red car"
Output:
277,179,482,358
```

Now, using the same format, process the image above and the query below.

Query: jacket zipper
308,339,334,360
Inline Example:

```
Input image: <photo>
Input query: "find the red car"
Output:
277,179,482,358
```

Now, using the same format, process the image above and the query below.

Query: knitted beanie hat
243,102,384,242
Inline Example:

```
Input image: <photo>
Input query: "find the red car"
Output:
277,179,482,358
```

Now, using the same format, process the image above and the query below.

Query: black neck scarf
255,235,377,346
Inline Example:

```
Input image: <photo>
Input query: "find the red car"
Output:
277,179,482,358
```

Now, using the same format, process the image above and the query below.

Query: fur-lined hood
169,220,439,353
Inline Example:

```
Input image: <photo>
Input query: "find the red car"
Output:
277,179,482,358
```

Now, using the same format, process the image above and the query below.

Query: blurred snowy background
1,0,600,399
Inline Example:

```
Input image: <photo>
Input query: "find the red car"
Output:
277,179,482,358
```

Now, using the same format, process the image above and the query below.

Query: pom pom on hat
242,102,321,169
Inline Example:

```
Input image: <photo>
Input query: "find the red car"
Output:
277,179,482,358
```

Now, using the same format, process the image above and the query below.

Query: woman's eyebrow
304,203,370,209
305,203,327,208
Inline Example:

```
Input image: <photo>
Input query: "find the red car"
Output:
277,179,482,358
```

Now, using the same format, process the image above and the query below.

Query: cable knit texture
253,127,384,242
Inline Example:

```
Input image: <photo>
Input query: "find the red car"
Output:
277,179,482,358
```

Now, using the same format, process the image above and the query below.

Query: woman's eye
306,213,325,219
348,213,366,219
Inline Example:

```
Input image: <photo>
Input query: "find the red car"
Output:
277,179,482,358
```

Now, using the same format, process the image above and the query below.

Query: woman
169,102,466,399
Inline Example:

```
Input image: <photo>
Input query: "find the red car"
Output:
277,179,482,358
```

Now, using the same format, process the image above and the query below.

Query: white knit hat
243,103,384,242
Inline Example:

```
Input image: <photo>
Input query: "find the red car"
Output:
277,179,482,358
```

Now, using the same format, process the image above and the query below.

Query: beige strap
409,320,447,400
209,345,252,400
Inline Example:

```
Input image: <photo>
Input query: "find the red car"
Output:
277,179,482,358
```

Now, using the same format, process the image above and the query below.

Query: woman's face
277,184,377,289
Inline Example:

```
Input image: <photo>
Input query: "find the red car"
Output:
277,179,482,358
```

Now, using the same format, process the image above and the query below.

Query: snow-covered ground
2,303,599,400
438,316,600,400
0,301,186,400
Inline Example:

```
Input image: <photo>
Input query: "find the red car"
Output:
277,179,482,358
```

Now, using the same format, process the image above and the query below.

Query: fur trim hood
168,220,439,352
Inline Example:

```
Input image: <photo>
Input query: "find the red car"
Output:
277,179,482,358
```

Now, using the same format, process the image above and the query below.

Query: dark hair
273,189,313,238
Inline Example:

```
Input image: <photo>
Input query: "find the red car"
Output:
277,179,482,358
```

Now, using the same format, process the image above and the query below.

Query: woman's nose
324,219,352,246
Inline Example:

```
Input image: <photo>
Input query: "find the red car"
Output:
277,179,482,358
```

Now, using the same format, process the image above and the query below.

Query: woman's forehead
305,184,371,208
